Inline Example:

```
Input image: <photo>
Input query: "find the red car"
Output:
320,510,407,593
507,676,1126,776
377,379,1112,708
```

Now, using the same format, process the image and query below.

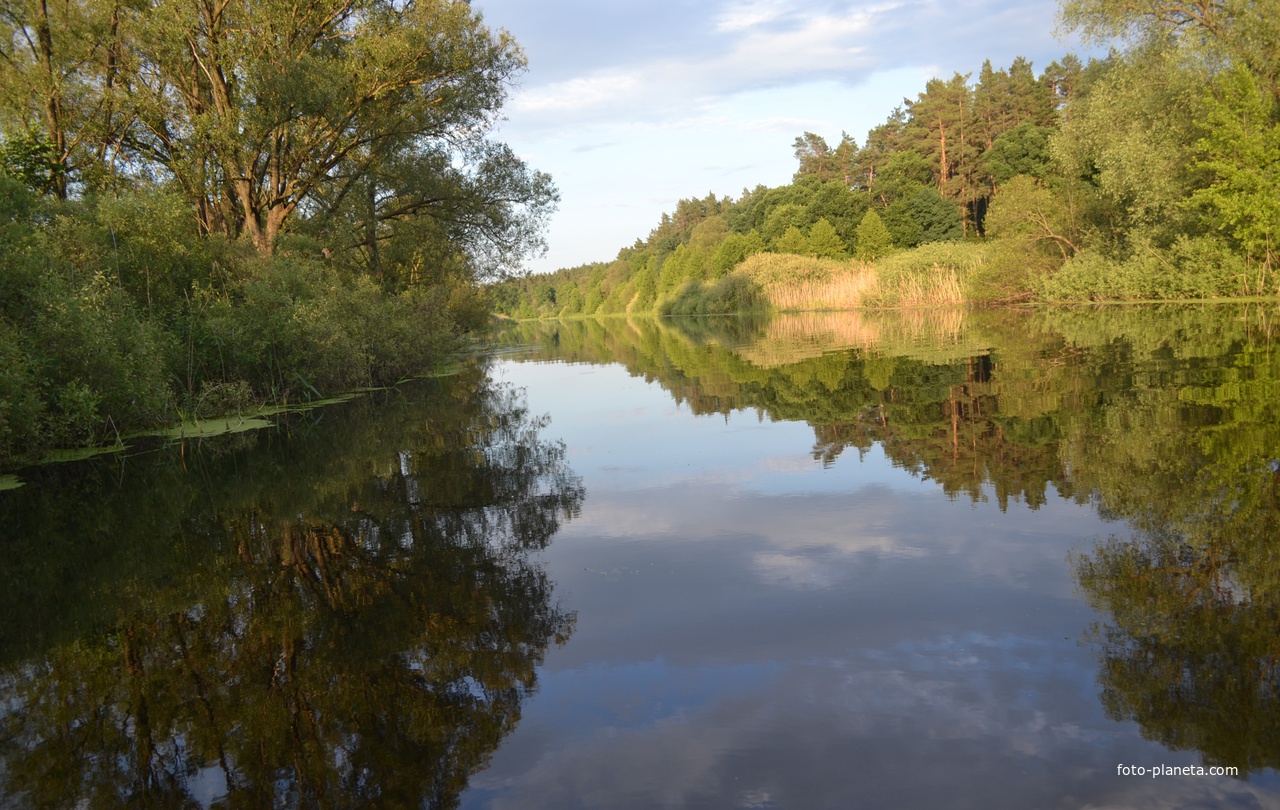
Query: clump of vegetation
659,275,767,316
734,253,877,311
867,243,988,308
0,0,555,468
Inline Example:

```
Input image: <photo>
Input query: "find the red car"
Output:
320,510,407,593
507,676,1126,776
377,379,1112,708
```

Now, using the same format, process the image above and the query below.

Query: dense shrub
659,275,766,316
0,188,475,468
1037,236,1254,301
193,258,459,398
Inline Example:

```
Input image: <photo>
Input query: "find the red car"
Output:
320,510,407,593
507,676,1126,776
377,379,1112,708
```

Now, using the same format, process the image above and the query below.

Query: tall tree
904,73,981,232
793,130,859,185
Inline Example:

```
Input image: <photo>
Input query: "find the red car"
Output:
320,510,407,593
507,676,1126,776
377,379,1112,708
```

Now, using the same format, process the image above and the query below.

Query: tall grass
733,243,988,311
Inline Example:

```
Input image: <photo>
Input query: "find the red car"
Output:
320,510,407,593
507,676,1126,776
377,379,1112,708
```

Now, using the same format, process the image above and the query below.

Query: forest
0,0,555,466
495,0,1280,319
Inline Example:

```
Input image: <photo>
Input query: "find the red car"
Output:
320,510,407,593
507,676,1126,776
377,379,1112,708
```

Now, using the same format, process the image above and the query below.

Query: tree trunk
35,0,68,198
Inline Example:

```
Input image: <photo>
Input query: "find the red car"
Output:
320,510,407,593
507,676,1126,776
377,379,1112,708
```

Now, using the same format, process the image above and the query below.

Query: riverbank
0,185,486,473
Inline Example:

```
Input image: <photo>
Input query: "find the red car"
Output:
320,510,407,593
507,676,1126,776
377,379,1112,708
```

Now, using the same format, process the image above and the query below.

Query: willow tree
117,0,531,256
1,0,550,262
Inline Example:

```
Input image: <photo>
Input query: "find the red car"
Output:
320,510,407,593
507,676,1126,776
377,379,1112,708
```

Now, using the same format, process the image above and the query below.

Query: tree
854,108,909,194
807,218,846,259
982,123,1054,185
793,131,859,184
1058,0,1280,101
1188,65,1280,269
1051,47,1204,249
881,186,964,248
793,131,834,181
805,180,868,242
762,202,810,242
903,72,980,229
0,0,553,262
855,209,893,260
0,130,63,193
985,175,1080,259
773,225,809,255
710,230,766,278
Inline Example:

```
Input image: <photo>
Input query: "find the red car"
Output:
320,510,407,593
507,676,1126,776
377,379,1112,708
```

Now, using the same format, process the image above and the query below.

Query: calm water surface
4,305,1280,808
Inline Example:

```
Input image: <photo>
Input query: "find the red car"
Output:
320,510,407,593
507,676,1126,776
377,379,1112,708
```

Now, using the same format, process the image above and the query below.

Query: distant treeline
0,0,555,466
496,0,1280,318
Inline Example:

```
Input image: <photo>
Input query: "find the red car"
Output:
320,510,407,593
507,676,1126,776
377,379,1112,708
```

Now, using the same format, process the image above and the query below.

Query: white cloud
715,0,793,32
512,5,883,129
515,71,644,115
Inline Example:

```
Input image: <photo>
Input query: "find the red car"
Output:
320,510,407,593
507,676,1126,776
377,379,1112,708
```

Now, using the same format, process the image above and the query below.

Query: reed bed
865,265,965,308
734,243,988,312
762,273,879,311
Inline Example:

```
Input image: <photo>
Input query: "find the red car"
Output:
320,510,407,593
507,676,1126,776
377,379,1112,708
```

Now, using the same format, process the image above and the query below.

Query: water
4,305,1280,808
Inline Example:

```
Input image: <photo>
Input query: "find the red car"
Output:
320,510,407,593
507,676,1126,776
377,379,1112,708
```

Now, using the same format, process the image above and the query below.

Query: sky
472,0,1091,274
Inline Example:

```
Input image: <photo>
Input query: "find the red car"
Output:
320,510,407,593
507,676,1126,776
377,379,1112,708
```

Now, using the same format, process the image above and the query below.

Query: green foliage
0,194,474,467
1051,47,1204,248
805,180,868,243
762,203,811,242
984,174,1079,261
1,254,175,448
983,123,1054,183
856,210,894,260
710,230,766,278
793,131,859,183
0,131,63,194
0,322,42,458
1187,64,1280,268
658,275,766,317
0,0,552,257
772,225,810,255
807,218,847,259
878,177,966,247
197,258,461,395
0,0,554,464
1037,236,1252,300
657,244,694,299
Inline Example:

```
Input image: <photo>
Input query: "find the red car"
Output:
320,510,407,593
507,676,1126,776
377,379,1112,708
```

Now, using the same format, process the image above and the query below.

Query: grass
733,243,988,311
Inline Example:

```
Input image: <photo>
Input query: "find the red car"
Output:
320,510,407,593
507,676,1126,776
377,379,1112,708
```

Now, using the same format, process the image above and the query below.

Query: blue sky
473,0,1087,274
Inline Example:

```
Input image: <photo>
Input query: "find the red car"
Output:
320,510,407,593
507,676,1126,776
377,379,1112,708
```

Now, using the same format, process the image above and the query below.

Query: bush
1037,236,1253,301
0,186,472,467
659,275,766,316
0,323,44,458
195,258,459,398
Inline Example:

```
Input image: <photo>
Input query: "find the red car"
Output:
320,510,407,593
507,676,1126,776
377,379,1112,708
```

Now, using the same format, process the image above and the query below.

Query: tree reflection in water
0,365,583,808
1074,461,1280,777
502,306,1280,777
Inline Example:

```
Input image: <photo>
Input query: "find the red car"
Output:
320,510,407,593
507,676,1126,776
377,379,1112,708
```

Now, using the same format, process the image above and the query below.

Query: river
3,305,1280,808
